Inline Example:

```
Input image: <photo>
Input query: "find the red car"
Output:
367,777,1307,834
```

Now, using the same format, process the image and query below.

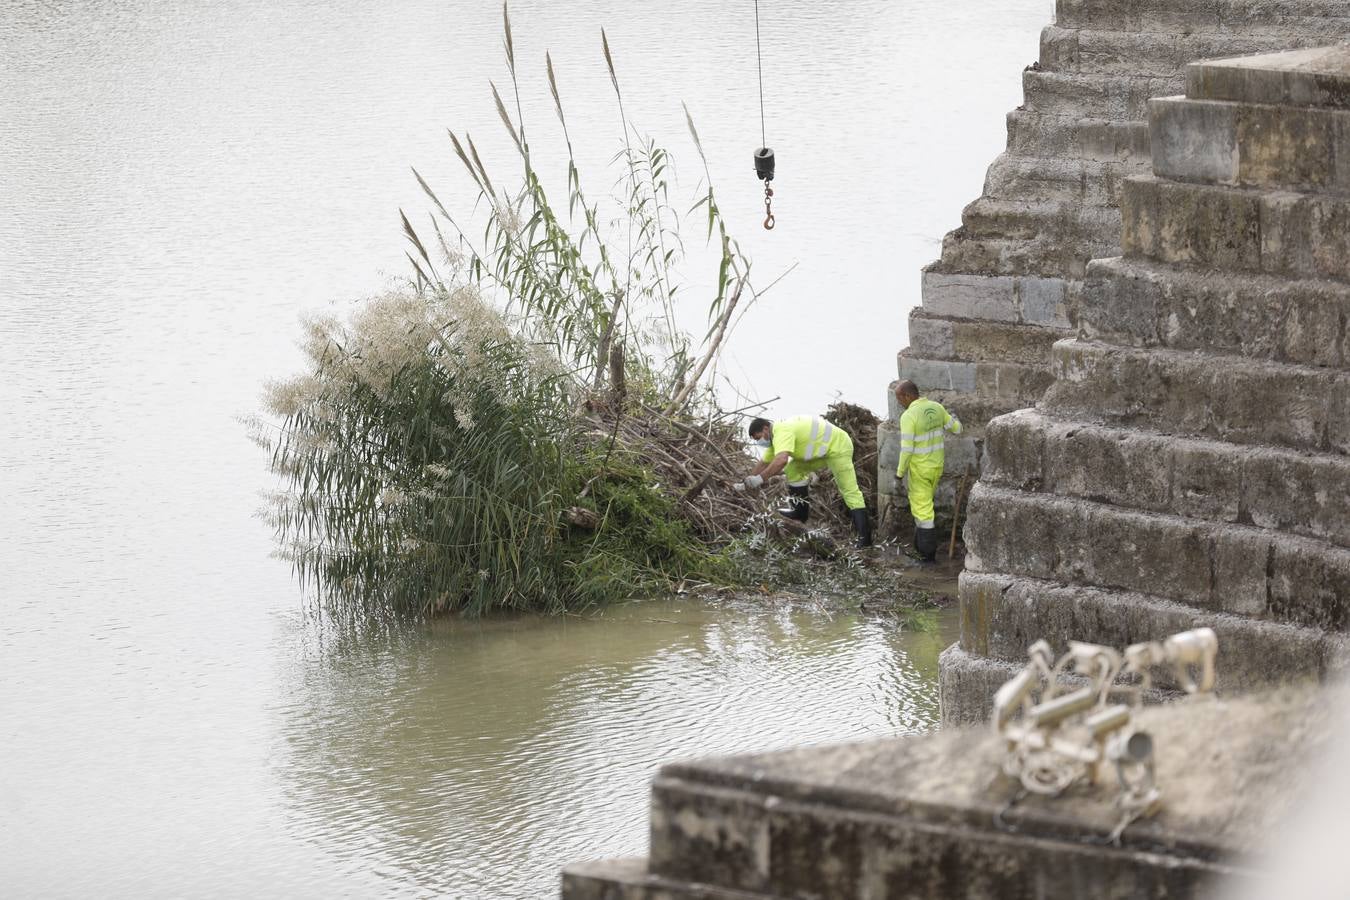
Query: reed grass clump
260,285,723,618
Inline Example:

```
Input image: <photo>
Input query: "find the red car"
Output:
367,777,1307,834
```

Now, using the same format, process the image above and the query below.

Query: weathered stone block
1172,440,1243,523
1080,256,1350,368
957,571,1344,694
1121,176,1264,270
966,483,1350,630
1187,45,1350,110
1243,449,1350,547
649,779,769,892
1058,0,1350,30
1043,340,1345,455
980,409,1046,493
1023,69,1183,119
1150,96,1240,184
1267,542,1350,632
1044,419,1171,511
919,270,1021,324
1008,109,1151,161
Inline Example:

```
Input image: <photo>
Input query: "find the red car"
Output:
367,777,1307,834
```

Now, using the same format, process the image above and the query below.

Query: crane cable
753,0,776,230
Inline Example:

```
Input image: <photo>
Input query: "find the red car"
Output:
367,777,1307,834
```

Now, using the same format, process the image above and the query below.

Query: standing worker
894,380,962,561
741,415,872,549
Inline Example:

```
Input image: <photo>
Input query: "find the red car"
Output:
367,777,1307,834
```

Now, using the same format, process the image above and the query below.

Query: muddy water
277,600,956,896
2,0,1042,895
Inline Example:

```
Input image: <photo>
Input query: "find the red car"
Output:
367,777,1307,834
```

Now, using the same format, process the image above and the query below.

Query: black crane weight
753,147,775,182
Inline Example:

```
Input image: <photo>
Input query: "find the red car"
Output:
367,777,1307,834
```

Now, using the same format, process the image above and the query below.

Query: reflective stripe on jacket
897,398,961,476
760,415,850,463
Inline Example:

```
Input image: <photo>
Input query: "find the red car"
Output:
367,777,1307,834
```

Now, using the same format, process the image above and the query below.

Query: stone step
917,267,1074,329
1122,174,1350,281
982,408,1350,550
908,310,1066,366
938,229,1119,280
960,196,1123,245
1023,70,1183,120
963,483,1350,632
1078,256,1350,369
562,858,763,899
1039,25,1335,78
645,726,1255,898
1187,45,1350,110
1008,109,1152,161
1150,95,1350,193
894,353,1055,406
1055,0,1350,31
959,571,1349,693
983,151,1142,206
1041,339,1350,456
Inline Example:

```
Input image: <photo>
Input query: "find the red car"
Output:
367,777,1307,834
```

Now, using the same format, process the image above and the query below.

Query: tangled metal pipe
991,628,1219,820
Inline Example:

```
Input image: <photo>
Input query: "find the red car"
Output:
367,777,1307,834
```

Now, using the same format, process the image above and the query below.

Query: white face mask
754,438,771,449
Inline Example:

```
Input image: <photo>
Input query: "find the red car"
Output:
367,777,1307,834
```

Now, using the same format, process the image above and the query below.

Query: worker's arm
759,451,790,480
944,409,963,435
743,452,789,489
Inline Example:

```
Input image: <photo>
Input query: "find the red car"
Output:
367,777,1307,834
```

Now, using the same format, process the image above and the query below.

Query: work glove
742,474,764,490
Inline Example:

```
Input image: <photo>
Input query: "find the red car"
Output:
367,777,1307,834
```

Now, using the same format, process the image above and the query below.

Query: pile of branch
579,400,876,549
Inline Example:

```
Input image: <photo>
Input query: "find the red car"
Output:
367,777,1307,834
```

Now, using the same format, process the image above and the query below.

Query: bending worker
894,380,961,561
742,415,872,549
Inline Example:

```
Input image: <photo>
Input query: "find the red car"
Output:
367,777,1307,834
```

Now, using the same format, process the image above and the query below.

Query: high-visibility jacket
760,415,850,464
897,398,961,477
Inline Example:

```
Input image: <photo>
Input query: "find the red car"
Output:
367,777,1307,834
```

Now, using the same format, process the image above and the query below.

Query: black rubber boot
914,525,938,562
776,484,810,522
850,508,873,549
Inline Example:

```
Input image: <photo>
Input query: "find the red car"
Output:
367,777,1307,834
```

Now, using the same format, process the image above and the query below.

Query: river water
2,0,1046,895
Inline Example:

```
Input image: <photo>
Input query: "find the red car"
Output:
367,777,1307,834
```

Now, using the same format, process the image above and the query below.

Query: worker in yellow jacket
742,415,872,548
894,380,961,561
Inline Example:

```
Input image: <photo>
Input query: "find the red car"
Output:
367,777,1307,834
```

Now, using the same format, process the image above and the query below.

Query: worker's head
748,417,772,446
894,380,920,409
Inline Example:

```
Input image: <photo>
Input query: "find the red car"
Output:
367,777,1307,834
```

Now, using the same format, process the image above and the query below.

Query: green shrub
261,286,718,618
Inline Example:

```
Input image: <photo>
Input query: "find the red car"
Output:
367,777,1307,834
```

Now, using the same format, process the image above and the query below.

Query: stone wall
945,45,1350,724
878,0,1350,527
